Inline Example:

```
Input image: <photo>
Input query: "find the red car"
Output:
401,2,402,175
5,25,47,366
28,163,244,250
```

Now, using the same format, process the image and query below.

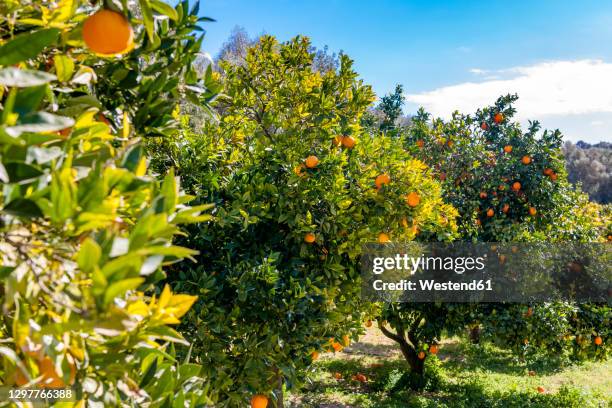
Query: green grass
287,329,611,407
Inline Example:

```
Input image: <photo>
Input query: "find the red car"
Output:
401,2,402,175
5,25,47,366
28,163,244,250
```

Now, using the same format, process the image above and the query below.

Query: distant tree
216,25,255,65
310,44,341,73
378,84,405,132
564,141,611,203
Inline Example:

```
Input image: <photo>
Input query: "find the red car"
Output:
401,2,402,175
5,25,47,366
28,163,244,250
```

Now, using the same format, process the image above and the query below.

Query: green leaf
139,0,156,42
0,68,56,87
3,162,43,182
54,54,75,82
103,278,145,306
77,238,102,273
0,28,60,66
150,0,178,20
3,198,43,218
6,112,74,136
14,85,47,114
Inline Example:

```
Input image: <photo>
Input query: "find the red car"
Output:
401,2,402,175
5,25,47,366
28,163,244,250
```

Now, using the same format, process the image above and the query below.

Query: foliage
564,141,611,204
150,35,457,406
0,0,218,405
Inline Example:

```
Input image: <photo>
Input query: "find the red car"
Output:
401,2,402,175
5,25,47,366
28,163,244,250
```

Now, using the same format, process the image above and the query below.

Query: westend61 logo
361,242,611,303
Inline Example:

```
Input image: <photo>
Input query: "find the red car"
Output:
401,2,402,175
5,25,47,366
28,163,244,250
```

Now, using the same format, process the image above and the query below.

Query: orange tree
150,36,458,407
1,0,219,405
382,94,609,373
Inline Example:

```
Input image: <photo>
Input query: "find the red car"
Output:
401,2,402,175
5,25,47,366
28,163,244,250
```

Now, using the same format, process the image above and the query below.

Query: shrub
0,0,218,405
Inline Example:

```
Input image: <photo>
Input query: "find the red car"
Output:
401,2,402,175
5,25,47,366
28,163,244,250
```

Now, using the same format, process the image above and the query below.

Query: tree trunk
379,324,424,376
469,325,481,344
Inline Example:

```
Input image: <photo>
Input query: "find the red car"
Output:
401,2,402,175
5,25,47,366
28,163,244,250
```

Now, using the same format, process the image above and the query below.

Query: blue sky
198,0,612,143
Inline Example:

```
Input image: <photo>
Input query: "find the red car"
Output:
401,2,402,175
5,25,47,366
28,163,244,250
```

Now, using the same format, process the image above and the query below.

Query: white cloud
406,60,612,121
469,68,487,75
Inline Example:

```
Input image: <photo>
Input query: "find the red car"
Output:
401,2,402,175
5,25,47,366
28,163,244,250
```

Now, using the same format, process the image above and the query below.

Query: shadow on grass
439,338,568,376
292,357,594,408
342,341,400,358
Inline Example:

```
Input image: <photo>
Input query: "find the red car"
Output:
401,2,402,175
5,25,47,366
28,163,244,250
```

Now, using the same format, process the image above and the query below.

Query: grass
287,327,611,407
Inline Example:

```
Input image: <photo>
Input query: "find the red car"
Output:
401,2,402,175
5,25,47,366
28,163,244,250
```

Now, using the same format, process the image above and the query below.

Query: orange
251,394,269,408
523,338,529,345
332,136,344,146
58,127,72,137
479,192,488,199
375,173,391,189
525,307,533,317
429,345,439,354
342,136,356,148
401,217,409,228
499,254,506,264
502,204,510,213
378,232,390,243
418,351,426,360
439,172,446,181
549,173,557,181
528,207,537,216
481,122,488,130
475,219,481,226
311,351,319,361
39,356,75,389
294,164,305,177
498,184,506,191
503,145,513,153
365,320,372,328
416,139,425,148
594,336,603,346
537,386,545,394
333,372,342,380
521,155,531,165
331,342,343,352
447,140,454,148
304,233,316,244
82,10,134,55
304,155,319,168
493,112,504,124
405,192,420,207
512,181,521,191
354,373,367,382
528,370,536,376
543,168,553,176
486,208,494,217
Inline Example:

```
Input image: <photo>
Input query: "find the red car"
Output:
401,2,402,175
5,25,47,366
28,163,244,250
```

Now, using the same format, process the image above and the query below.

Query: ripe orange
416,139,425,148
447,140,454,148
525,307,533,317
479,192,488,199
305,155,319,168
294,164,305,177
365,320,372,328
528,370,536,376
304,233,316,244
429,345,439,354
594,336,603,346
401,217,409,228
486,208,494,217
537,386,545,394
251,394,269,408
493,112,504,124
523,338,529,345
549,173,557,181
475,219,481,226
375,173,391,189
354,373,367,382
543,168,553,176
331,342,344,352
418,351,426,360
503,145,513,154
481,122,488,130
82,10,134,55
39,356,75,388
512,181,521,191
498,254,506,264
378,232,390,243
528,207,537,216
311,351,319,361
333,372,342,380
405,192,420,207
521,155,531,165
342,136,356,148
502,204,510,213
332,136,344,146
